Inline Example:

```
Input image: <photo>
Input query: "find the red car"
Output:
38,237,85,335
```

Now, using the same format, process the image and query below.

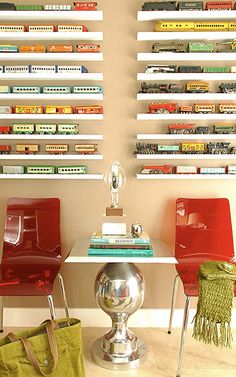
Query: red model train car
0,126,11,134
206,1,232,9
73,2,97,10
148,103,177,114
75,105,103,114
141,165,173,174
0,145,11,154
168,124,196,133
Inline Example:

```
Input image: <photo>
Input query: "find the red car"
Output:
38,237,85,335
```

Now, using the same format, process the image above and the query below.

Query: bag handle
7,321,59,376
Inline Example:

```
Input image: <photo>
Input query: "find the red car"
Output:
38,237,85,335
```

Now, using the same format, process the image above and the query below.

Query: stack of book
88,231,153,256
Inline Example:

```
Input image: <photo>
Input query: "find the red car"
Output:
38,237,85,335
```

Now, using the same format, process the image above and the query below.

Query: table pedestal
92,262,147,370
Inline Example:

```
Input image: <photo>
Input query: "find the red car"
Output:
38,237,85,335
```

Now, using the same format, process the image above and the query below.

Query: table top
65,238,177,264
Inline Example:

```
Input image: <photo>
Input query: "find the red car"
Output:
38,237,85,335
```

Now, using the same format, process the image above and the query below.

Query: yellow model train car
154,21,231,32
181,142,206,153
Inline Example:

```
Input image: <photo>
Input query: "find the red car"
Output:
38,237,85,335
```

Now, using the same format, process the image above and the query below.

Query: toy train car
207,142,231,153
219,83,236,93
0,25,26,32
75,105,103,114
148,103,177,113
45,144,69,154
77,44,100,53
57,124,79,134
0,126,11,134
194,104,216,113
12,86,41,94
0,3,15,10
45,106,73,114
13,124,34,134
178,1,203,10
0,86,10,93
176,166,198,174
186,81,209,93
0,145,11,154
0,106,12,113
30,65,57,73
56,65,88,73
0,45,18,52
74,144,98,154
152,42,186,53
154,21,236,32
188,43,214,52
181,142,205,153
178,65,202,73
42,86,71,94
140,82,183,93
203,66,230,73
2,165,25,174
16,5,43,10
16,144,39,154
26,165,55,174
48,45,73,53
200,167,226,174
15,106,43,114
142,1,177,11
72,85,103,94
57,25,88,32
214,123,235,133
27,25,55,32
140,165,173,174
44,5,72,11
73,2,97,10
19,45,46,53
206,1,232,10
4,65,29,73
168,123,196,133
219,104,236,113
144,64,177,73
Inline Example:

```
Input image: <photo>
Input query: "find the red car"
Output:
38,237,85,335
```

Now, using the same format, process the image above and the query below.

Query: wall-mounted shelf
0,73,103,81
137,10,236,21
137,73,236,81
0,32,103,41
137,134,236,140
0,94,103,100
137,53,236,61
0,114,104,120
137,114,236,120
0,10,103,21
137,93,236,100
0,134,103,140
0,53,103,61
137,31,236,41
136,154,236,160
0,154,103,160
0,173,103,180
136,174,236,179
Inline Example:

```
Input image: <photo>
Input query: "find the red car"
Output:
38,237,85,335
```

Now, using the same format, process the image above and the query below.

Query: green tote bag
0,318,86,377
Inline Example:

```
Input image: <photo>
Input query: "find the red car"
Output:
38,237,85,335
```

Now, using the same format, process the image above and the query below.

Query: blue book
88,247,153,257
91,231,151,245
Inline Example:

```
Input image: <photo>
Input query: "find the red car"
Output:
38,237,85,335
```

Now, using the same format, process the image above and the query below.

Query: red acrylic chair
0,197,69,330
168,198,235,377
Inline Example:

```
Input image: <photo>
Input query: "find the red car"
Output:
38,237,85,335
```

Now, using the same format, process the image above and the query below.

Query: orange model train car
75,105,103,114
48,45,73,53
19,45,46,53
45,106,73,114
77,43,100,53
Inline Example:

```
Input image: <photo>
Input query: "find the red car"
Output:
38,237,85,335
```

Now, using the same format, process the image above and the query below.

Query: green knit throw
193,261,236,348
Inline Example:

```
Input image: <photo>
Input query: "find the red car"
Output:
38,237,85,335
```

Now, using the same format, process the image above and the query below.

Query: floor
2,327,236,377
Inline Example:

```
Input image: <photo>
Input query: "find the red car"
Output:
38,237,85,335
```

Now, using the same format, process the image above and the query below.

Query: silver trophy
104,161,126,216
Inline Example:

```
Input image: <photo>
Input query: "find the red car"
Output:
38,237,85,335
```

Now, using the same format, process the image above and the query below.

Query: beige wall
1,0,236,312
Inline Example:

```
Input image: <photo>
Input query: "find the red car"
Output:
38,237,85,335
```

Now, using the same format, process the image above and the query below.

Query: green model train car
203,66,230,73
15,4,44,10
188,43,214,53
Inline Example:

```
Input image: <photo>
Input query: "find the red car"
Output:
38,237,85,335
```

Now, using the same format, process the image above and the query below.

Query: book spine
90,238,150,245
88,248,153,256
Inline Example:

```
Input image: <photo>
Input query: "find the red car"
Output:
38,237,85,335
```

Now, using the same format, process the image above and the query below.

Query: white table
65,238,177,370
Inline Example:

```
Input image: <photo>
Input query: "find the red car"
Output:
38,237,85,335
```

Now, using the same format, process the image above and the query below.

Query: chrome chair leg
47,294,56,320
176,296,191,377
57,273,70,318
168,274,180,334
0,297,3,332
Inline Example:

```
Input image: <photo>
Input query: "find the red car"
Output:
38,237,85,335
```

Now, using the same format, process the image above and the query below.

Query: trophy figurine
104,161,126,216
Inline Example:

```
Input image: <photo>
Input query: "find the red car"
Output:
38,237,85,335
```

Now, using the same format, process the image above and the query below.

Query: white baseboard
3,308,236,328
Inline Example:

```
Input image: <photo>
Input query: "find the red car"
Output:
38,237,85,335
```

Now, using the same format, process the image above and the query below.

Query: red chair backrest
3,197,61,259
175,198,234,261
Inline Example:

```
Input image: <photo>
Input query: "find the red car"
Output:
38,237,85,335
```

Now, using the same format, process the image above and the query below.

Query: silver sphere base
92,336,147,370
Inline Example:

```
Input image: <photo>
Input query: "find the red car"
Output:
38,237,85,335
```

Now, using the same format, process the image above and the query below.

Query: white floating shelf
0,173,103,180
137,10,236,21
0,32,103,41
0,73,103,81
137,73,236,81
137,114,236,120
0,134,103,140
137,134,236,140
137,53,236,61
137,31,236,41
0,94,103,100
0,154,103,160
137,174,236,180
136,154,236,160
0,53,103,61
137,93,236,101
0,10,103,21
0,114,103,120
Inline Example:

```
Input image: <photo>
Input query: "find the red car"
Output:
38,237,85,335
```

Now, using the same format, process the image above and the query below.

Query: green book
88,247,154,257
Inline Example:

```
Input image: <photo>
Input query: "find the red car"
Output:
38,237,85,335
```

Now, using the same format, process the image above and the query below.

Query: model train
0,65,89,74
0,2,98,11
0,44,101,53
135,142,234,154
0,24,89,32
0,124,79,135
0,85,103,94
0,105,103,114
140,82,209,93
144,64,236,73
0,165,88,174
140,164,236,175
154,21,236,32
147,103,236,114
2,143,98,155
168,123,235,134
152,41,236,53
142,1,234,11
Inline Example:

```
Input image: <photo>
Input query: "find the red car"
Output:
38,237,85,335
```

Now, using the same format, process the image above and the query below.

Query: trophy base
106,207,123,216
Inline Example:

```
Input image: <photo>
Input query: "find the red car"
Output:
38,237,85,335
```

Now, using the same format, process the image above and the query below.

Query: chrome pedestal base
93,262,146,370
92,336,147,370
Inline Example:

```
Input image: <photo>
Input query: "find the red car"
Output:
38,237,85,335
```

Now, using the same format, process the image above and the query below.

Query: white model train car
199,167,226,174
0,25,25,32
30,65,57,74
4,65,29,73
44,4,72,10
42,86,71,94
28,25,55,32
3,165,24,174
176,166,197,174
12,86,41,94
35,124,57,134
227,165,236,174
57,65,88,73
